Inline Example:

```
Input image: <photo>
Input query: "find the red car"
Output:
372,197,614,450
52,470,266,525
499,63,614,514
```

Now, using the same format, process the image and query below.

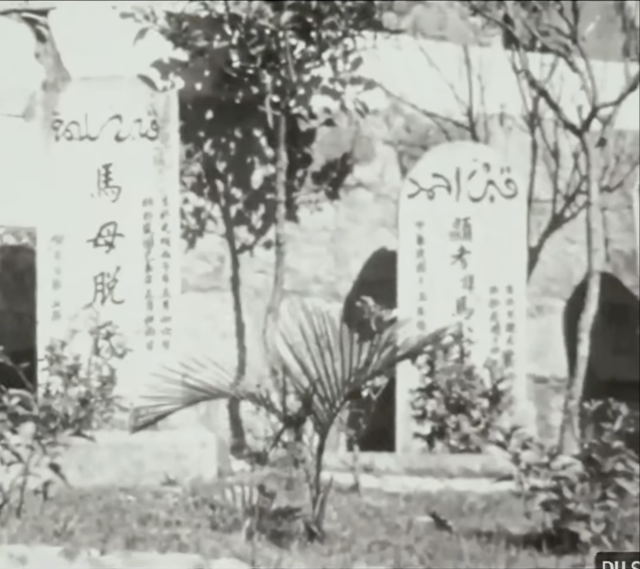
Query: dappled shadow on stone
342,247,397,452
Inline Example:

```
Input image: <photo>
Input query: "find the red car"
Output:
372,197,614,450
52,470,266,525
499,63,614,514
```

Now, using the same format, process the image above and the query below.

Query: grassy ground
3,474,626,569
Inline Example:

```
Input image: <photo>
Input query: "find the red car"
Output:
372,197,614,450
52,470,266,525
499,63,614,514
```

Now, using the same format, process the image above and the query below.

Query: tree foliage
132,1,382,453
136,1,380,249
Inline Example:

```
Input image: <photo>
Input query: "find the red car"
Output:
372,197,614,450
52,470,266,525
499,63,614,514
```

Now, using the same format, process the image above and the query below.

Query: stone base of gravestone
60,429,228,486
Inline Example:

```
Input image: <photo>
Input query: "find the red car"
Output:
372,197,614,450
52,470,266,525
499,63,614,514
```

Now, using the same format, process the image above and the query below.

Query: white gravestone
39,77,181,403
396,140,532,453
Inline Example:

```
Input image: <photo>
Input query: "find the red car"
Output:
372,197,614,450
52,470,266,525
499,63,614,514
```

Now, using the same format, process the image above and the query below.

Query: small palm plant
130,296,453,544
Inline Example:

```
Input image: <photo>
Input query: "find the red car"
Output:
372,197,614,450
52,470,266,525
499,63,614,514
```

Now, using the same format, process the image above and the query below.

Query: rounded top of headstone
401,140,525,207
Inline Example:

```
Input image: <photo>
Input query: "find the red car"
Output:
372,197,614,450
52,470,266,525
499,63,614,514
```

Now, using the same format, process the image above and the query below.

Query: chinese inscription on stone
396,140,529,452
142,195,176,352
42,78,180,377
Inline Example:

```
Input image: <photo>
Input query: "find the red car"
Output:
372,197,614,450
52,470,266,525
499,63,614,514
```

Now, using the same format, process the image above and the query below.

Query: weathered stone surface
395,141,532,451
209,558,251,569
59,429,228,486
0,545,213,569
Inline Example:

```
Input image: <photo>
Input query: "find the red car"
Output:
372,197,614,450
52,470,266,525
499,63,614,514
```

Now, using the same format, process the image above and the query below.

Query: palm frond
130,354,277,433
269,297,454,433
131,297,454,435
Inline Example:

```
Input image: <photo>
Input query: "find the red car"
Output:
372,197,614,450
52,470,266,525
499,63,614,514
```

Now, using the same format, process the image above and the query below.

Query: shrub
495,399,640,553
411,354,509,453
38,320,128,433
0,320,127,520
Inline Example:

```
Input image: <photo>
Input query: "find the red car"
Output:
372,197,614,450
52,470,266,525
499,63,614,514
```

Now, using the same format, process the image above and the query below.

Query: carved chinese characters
415,222,427,331
488,285,518,371
450,216,476,360
84,168,127,312
40,78,181,399
46,144,136,345
396,141,530,452
142,196,177,353
157,199,176,351
50,235,64,323
142,198,155,348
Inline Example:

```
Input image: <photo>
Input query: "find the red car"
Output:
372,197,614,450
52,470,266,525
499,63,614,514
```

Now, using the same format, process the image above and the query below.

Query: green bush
0,321,127,520
411,352,509,453
495,399,640,552
38,321,128,433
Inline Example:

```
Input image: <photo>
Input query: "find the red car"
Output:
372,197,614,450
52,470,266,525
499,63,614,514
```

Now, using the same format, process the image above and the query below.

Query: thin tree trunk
263,113,288,348
634,172,640,276
220,189,247,456
559,154,604,454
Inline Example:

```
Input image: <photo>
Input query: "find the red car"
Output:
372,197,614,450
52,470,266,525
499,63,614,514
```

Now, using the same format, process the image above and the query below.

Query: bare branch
584,70,640,131
373,81,480,142
416,42,485,141
461,45,484,142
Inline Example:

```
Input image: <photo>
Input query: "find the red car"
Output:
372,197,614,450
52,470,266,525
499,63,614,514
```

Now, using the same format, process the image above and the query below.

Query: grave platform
60,429,228,487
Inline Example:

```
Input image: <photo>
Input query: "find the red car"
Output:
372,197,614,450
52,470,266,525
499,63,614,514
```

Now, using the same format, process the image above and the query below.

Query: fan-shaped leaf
130,354,277,433
131,298,453,436
268,297,454,435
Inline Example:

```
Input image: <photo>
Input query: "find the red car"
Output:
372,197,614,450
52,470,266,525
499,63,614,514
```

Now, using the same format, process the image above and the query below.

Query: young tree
463,0,639,453
133,1,381,453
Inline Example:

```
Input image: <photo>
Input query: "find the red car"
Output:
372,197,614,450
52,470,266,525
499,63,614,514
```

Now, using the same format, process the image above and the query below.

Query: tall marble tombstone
39,77,181,403
396,140,531,453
